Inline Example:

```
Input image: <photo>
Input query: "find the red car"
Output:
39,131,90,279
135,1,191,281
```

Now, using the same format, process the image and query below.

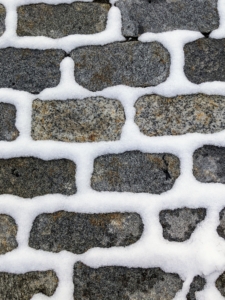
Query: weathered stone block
31,97,125,142
187,276,206,300
91,151,180,194
29,211,143,254
216,271,225,297
71,41,170,91
17,3,110,38
73,262,183,300
159,208,206,242
0,215,18,254
217,208,225,239
0,157,76,198
0,103,19,141
0,5,5,36
135,94,225,136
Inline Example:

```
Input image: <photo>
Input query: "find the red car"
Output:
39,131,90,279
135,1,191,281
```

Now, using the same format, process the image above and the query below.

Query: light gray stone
187,276,206,300
0,215,18,254
0,103,19,141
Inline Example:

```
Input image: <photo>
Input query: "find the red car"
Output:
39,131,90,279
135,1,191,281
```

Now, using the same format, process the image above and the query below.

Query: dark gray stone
29,211,143,254
187,276,206,300
184,38,225,84
17,3,110,38
0,215,18,254
31,97,125,142
0,48,65,94
135,94,225,136
0,103,19,141
159,208,206,242
216,271,225,297
116,0,219,37
73,262,183,300
0,270,58,300
0,5,5,36
91,151,180,194
71,41,170,91
217,208,225,239
0,157,76,198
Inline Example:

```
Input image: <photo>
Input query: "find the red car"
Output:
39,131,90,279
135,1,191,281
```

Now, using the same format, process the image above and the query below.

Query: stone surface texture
187,276,206,300
31,98,125,142
184,38,225,84
135,94,225,136
0,48,65,93
17,3,110,38
0,215,18,254
91,151,180,194
73,262,183,300
0,103,19,141
116,0,219,36
0,271,58,300
29,211,143,254
71,41,170,91
0,5,5,36
0,157,76,198
216,208,225,239
216,271,225,297
159,208,206,242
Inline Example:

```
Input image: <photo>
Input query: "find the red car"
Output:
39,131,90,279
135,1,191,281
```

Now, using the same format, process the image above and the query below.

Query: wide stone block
0,215,18,254
0,103,19,141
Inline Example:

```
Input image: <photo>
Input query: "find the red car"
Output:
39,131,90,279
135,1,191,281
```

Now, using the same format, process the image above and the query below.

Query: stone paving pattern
0,103,19,141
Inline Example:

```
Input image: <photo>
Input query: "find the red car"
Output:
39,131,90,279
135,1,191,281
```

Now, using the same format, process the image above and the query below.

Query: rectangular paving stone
17,3,110,38
0,214,18,254
0,5,5,36
0,103,19,141
31,97,125,142
71,41,170,91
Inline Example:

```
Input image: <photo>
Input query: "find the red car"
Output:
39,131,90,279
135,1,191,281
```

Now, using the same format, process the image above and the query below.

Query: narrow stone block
0,5,5,36
0,215,18,254
216,271,225,297
187,276,206,300
0,103,19,141
217,208,225,239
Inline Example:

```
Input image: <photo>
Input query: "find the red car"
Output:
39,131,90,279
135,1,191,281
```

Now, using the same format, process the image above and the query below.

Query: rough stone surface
17,3,110,38
91,151,180,194
159,208,206,242
0,48,65,93
0,5,5,36
216,271,225,297
116,0,219,37
29,211,143,254
0,270,58,300
71,41,170,91
217,208,225,239
0,103,19,141
73,262,183,300
0,157,76,198
135,94,225,136
187,276,206,300
193,146,225,183
0,215,18,254
184,38,225,84
31,97,125,142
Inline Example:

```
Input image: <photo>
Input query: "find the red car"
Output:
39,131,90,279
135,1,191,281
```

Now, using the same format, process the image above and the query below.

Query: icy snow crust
0,0,225,299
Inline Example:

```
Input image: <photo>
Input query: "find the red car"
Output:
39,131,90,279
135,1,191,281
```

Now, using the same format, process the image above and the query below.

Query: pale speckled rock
0,103,19,141
217,208,225,239
17,3,110,38
91,151,180,194
0,271,58,300
0,215,18,254
187,276,206,300
29,211,143,254
73,262,183,300
71,41,170,91
31,98,125,142
0,5,5,36
216,271,225,297
159,208,206,242
135,94,225,136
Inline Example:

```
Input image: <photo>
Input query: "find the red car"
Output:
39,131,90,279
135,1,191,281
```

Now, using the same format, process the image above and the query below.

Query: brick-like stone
17,3,110,38
159,208,206,242
0,5,5,36
0,48,65,94
135,94,225,136
31,97,125,142
187,276,206,300
91,151,180,194
0,215,18,254
0,157,76,198
0,270,58,300
71,41,170,91
217,208,225,239
73,262,183,300
184,39,225,84
216,271,225,297
0,103,19,141
29,211,143,254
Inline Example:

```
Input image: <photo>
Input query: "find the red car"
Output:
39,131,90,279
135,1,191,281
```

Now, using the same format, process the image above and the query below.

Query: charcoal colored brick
216,271,225,297
0,5,5,36
0,215,18,254
0,103,19,141
187,276,206,300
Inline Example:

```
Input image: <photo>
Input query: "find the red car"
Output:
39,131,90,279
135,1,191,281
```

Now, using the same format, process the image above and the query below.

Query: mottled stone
73,262,183,300
0,5,5,36
0,215,18,254
184,39,225,84
91,151,180,194
29,211,143,254
71,41,170,91
216,271,225,297
0,103,19,141
217,208,225,239
135,94,225,136
17,3,110,38
187,276,206,300
0,157,76,198
0,270,58,300
31,97,125,142
0,48,65,93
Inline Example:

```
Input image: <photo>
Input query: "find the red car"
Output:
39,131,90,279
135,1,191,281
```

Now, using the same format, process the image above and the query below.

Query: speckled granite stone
0,5,5,36
0,157,76,198
0,48,65,93
0,103,19,141
187,276,206,300
0,215,18,254
31,98,125,142
159,208,206,242
17,3,110,38
184,39,225,84
217,208,225,239
216,271,225,297
91,151,180,194
135,94,225,136
73,262,183,300
29,211,143,254
0,270,58,300
71,41,170,91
